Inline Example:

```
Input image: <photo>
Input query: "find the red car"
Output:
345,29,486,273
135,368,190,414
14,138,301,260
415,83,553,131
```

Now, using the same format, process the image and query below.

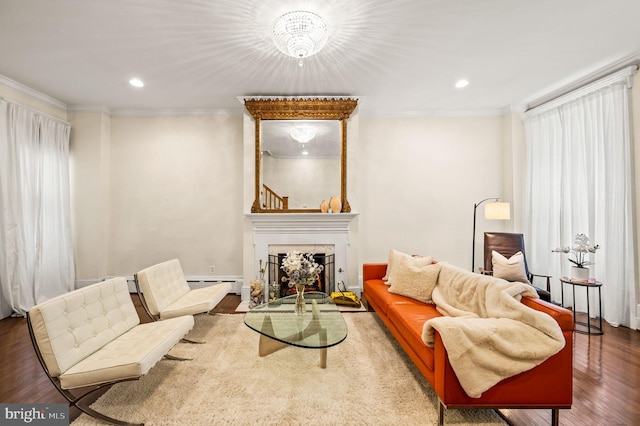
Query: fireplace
244,213,358,303
268,253,335,298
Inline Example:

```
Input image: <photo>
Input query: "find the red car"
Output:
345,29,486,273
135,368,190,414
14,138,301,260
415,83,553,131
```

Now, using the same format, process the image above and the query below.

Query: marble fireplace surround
244,213,358,302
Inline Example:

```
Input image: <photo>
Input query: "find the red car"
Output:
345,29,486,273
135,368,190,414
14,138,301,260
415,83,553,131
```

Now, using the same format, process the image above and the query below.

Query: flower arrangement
552,233,600,268
280,250,323,288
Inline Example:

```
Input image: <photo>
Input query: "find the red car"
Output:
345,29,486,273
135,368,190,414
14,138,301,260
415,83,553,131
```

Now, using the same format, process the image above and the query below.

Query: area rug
72,313,506,426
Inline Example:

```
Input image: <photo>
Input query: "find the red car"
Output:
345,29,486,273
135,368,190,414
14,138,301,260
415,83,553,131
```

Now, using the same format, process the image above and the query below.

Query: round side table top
560,277,602,287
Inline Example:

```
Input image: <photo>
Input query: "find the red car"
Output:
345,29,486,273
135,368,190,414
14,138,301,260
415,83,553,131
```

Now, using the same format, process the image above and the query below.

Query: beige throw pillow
382,249,433,285
491,250,529,283
388,257,441,304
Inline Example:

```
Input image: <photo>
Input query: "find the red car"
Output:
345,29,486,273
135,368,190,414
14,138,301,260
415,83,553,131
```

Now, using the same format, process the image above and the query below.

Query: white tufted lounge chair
27,277,194,426
134,259,232,321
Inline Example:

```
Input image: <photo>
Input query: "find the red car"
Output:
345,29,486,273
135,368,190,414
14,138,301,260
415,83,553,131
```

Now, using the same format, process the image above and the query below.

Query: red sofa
362,262,573,426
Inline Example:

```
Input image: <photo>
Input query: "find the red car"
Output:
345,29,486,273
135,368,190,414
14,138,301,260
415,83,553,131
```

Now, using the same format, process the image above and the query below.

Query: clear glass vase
295,283,306,315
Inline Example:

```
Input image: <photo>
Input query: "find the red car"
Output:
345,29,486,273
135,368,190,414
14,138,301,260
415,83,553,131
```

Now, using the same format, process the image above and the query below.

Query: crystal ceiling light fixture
290,126,317,143
272,10,329,66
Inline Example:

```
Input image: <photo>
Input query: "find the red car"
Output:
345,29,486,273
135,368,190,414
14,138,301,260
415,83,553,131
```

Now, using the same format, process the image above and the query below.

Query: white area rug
72,313,506,426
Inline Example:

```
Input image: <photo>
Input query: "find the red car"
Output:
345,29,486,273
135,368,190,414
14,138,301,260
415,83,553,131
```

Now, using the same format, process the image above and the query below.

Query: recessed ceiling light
129,78,144,88
302,151,309,155
455,79,469,88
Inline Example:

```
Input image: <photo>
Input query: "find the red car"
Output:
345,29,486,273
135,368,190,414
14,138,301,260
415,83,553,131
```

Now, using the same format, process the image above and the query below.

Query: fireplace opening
268,253,335,298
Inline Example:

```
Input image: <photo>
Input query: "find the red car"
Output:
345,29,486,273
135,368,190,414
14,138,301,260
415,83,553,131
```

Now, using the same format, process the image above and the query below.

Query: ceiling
1,0,640,115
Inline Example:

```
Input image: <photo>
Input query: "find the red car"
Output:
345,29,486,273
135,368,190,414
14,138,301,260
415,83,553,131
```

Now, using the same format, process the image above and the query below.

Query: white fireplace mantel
244,213,358,301
246,213,358,232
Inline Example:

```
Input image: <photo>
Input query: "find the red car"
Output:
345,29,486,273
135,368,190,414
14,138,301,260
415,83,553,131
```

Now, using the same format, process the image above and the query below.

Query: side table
559,277,603,335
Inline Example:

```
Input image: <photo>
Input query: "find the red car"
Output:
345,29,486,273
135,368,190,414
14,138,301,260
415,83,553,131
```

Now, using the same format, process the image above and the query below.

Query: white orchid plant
552,233,600,268
280,250,323,288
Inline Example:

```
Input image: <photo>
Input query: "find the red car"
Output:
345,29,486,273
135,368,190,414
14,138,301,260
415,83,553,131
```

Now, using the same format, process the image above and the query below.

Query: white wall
356,115,507,272
105,115,244,277
68,111,111,279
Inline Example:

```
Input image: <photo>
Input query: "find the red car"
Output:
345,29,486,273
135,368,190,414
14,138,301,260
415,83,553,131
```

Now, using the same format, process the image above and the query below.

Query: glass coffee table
243,292,348,368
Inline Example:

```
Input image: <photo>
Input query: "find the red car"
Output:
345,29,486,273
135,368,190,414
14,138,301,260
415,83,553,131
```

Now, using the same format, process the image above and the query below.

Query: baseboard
75,276,243,295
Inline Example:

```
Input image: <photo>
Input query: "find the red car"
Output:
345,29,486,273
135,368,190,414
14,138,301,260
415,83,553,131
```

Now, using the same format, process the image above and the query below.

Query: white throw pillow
388,257,441,304
382,249,433,285
491,250,529,283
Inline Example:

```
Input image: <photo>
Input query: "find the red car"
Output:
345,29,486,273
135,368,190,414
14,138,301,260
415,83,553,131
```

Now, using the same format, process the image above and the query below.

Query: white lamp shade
485,202,510,220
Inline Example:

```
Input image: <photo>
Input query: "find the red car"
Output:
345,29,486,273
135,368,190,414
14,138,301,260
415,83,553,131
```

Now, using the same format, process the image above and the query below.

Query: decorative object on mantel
272,10,329,67
280,250,324,315
320,199,329,213
329,195,341,213
552,233,600,280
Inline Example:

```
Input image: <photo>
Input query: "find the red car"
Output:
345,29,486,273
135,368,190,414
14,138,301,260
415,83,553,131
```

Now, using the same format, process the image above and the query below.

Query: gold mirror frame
245,98,358,213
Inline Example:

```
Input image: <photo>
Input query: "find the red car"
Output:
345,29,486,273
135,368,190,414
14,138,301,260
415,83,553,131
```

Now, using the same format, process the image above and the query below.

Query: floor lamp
472,198,511,271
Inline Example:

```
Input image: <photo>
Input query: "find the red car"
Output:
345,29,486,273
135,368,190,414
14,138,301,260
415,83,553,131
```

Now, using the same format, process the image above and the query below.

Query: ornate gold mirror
244,98,358,213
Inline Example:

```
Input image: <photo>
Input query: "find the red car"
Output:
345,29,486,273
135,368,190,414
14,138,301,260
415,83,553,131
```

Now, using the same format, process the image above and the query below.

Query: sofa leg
438,400,445,426
551,408,559,426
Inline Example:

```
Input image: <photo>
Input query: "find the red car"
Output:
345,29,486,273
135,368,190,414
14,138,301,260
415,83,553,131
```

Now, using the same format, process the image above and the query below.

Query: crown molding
67,106,243,117
68,105,112,115
522,51,640,111
360,108,504,118
526,64,638,116
500,105,527,116
0,73,67,111
110,108,241,117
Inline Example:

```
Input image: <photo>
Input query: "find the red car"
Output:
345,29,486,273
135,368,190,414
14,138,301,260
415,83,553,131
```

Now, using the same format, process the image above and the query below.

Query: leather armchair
482,232,552,302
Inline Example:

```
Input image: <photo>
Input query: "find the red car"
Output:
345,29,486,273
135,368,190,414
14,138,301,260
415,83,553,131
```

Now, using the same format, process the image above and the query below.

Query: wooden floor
1,294,638,425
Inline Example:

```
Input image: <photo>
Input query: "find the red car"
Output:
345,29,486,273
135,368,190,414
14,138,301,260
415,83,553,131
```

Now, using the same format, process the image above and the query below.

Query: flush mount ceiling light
290,126,317,143
272,10,329,66
455,79,469,88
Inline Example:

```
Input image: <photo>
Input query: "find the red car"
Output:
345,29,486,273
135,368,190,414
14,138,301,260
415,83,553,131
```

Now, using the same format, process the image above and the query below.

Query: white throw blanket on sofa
421,263,565,398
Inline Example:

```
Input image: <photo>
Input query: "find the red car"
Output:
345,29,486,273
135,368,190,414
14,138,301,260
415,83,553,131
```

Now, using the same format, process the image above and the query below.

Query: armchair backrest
136,259,190,315
27,277,139,377
483,232,531,277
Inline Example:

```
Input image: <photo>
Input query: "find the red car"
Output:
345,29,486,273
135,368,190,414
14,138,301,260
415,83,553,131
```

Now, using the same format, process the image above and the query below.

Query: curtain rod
0,97,70,126
526,65,638,117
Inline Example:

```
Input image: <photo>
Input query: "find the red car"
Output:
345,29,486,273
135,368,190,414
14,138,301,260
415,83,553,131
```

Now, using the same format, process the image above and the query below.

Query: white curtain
524,67,637,329
0,99,74,317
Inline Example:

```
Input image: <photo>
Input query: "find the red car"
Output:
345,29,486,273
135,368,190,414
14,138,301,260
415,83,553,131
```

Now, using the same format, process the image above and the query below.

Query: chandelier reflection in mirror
272,11,329,67
290,126,316,143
